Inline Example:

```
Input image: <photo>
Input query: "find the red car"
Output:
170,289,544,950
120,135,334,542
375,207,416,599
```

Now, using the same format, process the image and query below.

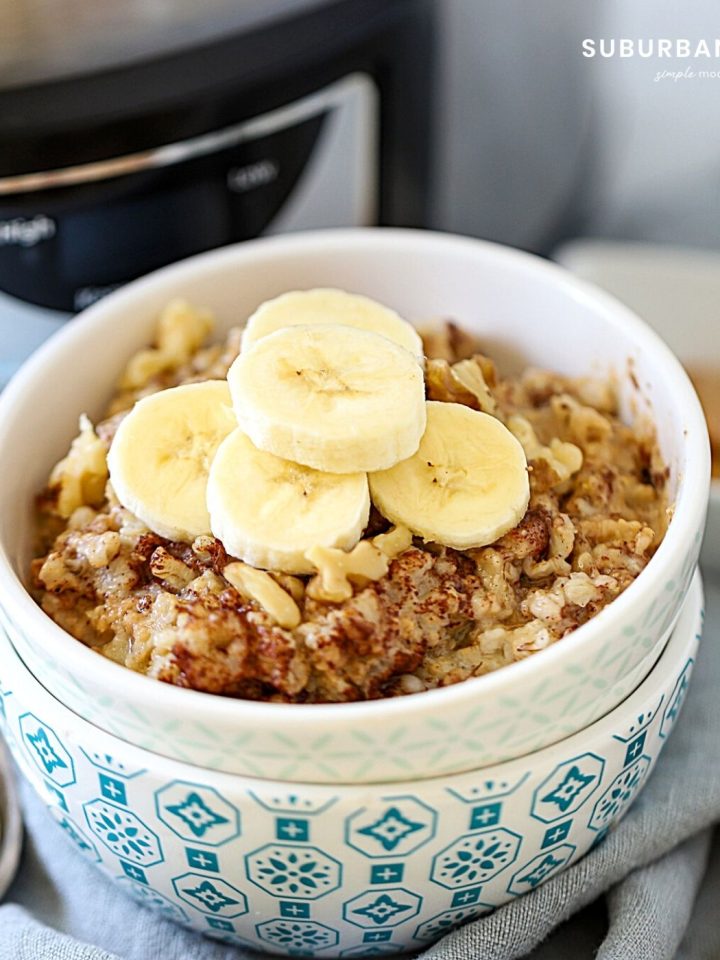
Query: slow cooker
0,0,433,384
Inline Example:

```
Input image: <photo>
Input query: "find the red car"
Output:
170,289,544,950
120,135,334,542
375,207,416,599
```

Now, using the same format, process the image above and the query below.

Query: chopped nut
37,552,85,593
550,393,612,444
117,350,168,390
49,415,109,518
67,505,98,530
306,541,389,603
186,569,226,596
30,304,668,704
512,620,552,657
563,572,600,607
118,299,214,390
149,547,195,590
450,359,498,413
420,321,479,362
398,673,426,694
507,416,583,483
157,299,214,363
191,534,217,563
425,357,497,414
372,525,413,559
549,513,575,559
574,377,617,414
223,561,301,629
76,531,121,569
522,556,572,581
271,573,306,603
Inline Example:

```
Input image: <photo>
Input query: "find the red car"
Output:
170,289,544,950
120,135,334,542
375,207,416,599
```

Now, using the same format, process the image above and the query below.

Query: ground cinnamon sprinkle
31,305,669,703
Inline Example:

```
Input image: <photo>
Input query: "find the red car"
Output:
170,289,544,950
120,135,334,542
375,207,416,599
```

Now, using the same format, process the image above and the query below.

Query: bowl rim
1,570,703,790
0,227,710,728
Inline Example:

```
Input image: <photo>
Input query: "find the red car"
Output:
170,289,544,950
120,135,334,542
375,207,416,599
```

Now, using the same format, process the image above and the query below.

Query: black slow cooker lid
0,0,412,179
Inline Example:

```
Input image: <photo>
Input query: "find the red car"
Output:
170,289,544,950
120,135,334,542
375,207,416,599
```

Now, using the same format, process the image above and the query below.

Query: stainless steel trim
0,74,349,196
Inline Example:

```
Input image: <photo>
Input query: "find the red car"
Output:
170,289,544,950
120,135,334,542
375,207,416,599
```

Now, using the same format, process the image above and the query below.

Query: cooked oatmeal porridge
31,300,669,703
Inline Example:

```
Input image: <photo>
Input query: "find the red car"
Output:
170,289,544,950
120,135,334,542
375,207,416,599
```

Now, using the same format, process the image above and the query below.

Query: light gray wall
432,0,720,253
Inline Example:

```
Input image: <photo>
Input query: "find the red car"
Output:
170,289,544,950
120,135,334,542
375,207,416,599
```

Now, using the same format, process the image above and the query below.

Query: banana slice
369,401,530,549
242,288,424,360
228,324,427,474
207,428,370,574
108,381,237,541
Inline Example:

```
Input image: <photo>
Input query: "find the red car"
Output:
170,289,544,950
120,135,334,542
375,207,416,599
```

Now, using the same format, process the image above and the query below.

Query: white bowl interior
555,239,719,570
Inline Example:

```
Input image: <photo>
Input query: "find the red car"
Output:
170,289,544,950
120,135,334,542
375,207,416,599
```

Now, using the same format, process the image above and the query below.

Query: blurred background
1,0,719,385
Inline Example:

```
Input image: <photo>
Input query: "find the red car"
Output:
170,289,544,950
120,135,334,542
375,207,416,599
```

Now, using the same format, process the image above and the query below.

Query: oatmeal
31,301,669,703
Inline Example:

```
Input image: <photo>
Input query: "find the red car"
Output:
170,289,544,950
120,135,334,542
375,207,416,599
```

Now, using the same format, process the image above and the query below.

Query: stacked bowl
0,230,710,956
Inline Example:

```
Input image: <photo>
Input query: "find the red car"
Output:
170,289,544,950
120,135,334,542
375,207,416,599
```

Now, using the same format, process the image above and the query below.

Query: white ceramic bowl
555,240,720,574
0,574,703,956
0,230,710,784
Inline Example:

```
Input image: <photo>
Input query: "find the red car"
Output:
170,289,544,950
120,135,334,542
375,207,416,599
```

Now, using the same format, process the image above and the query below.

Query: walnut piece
306,541,389,603
223,561,301,629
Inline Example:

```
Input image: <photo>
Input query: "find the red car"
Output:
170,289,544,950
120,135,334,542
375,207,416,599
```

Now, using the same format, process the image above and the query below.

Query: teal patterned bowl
0,573,703,957
0,230,709,784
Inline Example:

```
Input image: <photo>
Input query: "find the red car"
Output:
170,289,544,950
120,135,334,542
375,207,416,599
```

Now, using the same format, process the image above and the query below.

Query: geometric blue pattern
172,873,248,918
660,658,694,739
99,774,127,805
155,782,240,847
451,887,484,907
346,797,437,859
245,844,342,900
623,733,646,768
588,756,651,832
541,768,594,812
446,774,530,804
340,946,398,956
280,902,311,919
531,754,604,823
507,844,576,896
276,818,310,842
343,888,422,928
185,848,219,872
541,820,572,849
19,714,76,788
358,808,423,851
414,904,492,942
83,799,163,867
120,861,148,884
79,750,146,780
612,699,665,745
469,803,502,830
27,729,67,775
0,579,700,959
44,782,68,812
168,793,228,837
370,864,405,885
248,792,338,816
256,919,339,951
431,829,522,889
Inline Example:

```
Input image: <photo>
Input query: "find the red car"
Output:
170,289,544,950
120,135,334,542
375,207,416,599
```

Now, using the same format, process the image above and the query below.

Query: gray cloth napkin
2,578,720,960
